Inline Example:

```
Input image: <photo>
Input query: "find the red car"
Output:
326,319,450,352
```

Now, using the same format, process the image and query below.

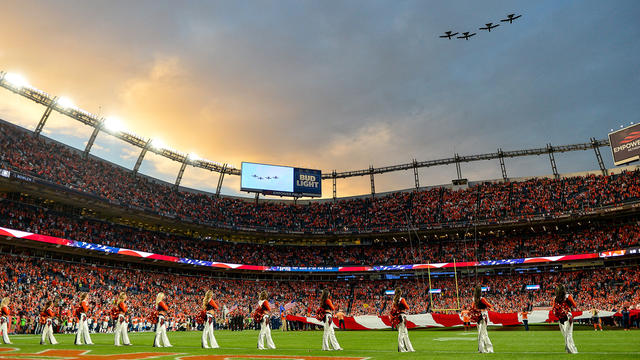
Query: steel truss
0,73,611,198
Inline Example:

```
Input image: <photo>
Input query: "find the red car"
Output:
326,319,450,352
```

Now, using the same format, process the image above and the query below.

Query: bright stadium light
4,73,30,88
150,138,167,150
103,116,126,133
187,153,200,161
56,96,75,109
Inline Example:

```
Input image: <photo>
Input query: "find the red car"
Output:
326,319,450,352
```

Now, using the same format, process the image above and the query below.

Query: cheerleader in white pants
153,292,172,347
40,301,58,345
391,289,415,352
201,290,220,349
472,286,494,353
255,291,276,350
552,285,578,354
1,297,12,344
319,289,342,351
74,293,93,345
113,292,132,346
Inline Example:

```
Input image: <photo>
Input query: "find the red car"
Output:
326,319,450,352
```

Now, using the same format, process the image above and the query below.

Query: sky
0,0,638,198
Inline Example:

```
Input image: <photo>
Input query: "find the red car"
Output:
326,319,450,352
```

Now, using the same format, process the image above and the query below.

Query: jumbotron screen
241,162,322,197
609,123,640,166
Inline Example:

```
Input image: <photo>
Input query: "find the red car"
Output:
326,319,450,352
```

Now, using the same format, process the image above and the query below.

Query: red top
477,298,493,310
1,306,9,316
397,298,409,313
564,295,577,308
206,299,219,311
77,300,89,314
118,302,128,314
41,308,55,318
262,300,271,312
323,299,335,312
157,301,168,315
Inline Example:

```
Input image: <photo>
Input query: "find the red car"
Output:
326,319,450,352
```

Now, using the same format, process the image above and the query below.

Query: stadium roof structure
0,71,610,198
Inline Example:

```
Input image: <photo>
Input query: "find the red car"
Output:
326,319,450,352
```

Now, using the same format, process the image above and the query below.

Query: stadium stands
0,251,638,334
2,121,640,234
1,196,639,266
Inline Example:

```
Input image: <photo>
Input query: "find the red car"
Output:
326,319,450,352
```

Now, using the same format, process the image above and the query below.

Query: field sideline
1,327,638,359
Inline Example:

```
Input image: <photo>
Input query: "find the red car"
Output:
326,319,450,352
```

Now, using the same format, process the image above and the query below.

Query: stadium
1,1,639,359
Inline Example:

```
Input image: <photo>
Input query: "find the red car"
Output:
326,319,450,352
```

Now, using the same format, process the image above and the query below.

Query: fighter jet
500,14,522,24
457,32,476,40
479,23,500,32
439,31,459,39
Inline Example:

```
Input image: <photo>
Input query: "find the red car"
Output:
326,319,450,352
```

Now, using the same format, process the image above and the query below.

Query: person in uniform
113,292,131,346
255,291,276,350
319,289,342,351
153,292,172,347
470,286,493,353
391,288,415,352
0,297,12,344
74,293,93,345
552,285,578,354
40,301,58,345
201,290,220,349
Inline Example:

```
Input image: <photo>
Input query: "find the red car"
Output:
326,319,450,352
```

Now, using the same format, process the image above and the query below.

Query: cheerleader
74,293,93,345
1,297,12,344
552,285,578,353
153,292,172,347
391,288,415,352
40,301,58,345
201,290,220,349
113,292,132,346
471,286,493,353
255,290,276,350
319,289,342,351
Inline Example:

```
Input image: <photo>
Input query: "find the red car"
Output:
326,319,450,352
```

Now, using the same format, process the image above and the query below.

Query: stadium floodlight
150,138,167,150
3,73,30,88
56,96,75,110
103,116,126,133
187,153,199,161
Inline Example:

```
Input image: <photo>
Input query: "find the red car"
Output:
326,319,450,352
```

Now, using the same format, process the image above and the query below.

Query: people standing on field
255,291,276,350
318,289,342,351
153,292,172,347
520,309,529,331
0,298,12,344
391,288,415,352
552,285,578,354
113,293,131,346
74,293,93,345
592,309,603,331
201,290,220,349
471,286,493,353
335,309,345,330
461,309,470,332
40,301,58,345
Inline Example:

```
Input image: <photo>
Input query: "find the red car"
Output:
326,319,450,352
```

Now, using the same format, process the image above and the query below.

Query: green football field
1,326,638,359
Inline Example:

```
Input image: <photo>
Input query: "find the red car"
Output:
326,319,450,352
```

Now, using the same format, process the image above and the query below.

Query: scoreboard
240,162,322,197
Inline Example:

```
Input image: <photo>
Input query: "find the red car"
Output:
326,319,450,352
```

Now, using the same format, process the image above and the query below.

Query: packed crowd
350,267,640,315
1,196,638,267
0,252,638,335
1,121,640,234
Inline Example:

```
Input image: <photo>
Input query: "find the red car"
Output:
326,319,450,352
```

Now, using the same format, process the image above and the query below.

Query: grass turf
1,326,638,359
